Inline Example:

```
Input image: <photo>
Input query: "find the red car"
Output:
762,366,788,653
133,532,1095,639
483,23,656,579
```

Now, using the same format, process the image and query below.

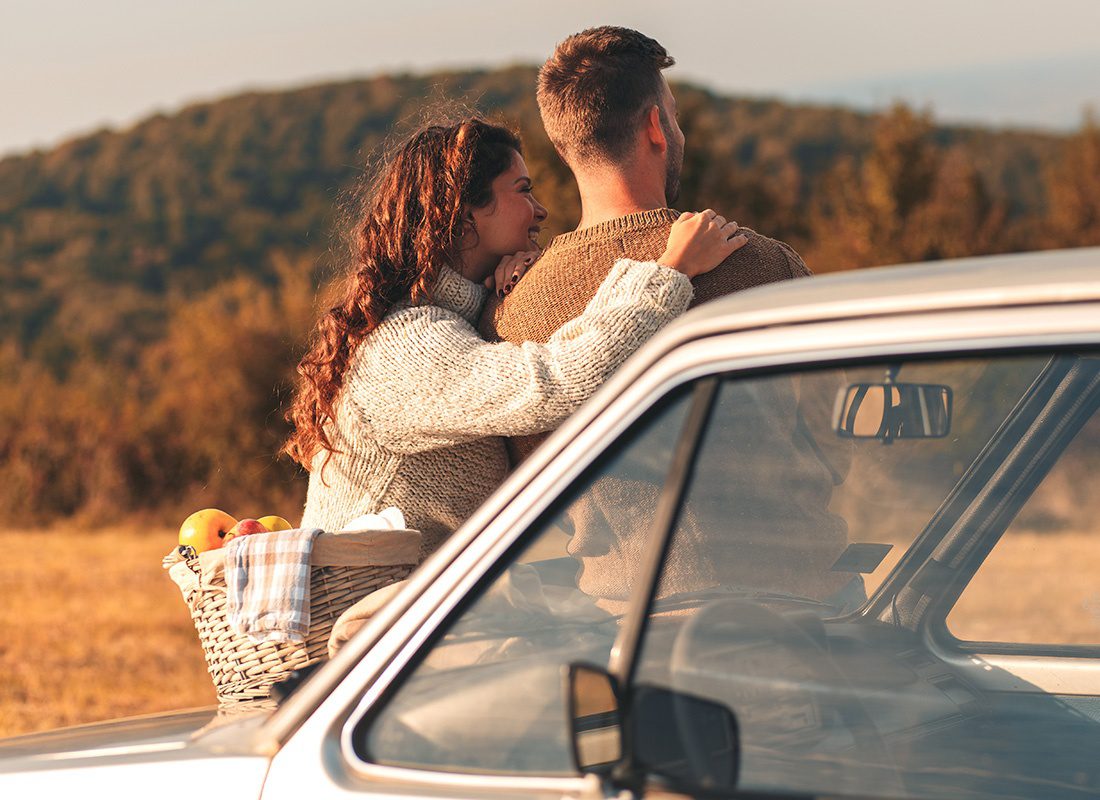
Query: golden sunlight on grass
948,530,1100,645
0,527,215,738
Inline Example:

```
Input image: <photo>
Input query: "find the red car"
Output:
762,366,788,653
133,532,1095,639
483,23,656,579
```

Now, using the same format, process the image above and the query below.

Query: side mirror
630,684,740,792
567,663,623,773
836,382,952,440
566,663,740,794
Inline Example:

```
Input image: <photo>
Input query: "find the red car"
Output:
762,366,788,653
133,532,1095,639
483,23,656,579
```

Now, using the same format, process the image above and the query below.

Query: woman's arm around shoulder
345,262,684,453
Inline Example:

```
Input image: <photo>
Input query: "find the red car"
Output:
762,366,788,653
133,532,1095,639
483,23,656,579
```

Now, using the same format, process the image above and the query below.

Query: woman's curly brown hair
283,118,522,470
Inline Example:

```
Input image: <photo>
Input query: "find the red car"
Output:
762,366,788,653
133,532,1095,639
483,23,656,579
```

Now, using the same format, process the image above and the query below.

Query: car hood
0,705,273,771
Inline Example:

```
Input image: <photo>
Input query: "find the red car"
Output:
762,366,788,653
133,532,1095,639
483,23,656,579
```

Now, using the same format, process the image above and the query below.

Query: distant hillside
0,66,1072,371
1,65,1097,524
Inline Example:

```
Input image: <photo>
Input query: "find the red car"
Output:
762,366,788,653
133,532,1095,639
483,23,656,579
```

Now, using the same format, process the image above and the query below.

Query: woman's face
464,150,548,280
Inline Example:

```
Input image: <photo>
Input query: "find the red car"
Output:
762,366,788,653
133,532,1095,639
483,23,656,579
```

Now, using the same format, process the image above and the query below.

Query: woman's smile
528,224,543,249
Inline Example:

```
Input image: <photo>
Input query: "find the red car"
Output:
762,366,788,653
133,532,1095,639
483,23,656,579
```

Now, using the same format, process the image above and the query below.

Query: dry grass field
0,527,215,738
948,529,1100,645
0,525,1094,741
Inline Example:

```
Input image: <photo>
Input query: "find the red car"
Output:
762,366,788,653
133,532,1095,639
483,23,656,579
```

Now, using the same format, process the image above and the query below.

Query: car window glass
634,354,1100,800
948,400,1100,645
360,388,693,775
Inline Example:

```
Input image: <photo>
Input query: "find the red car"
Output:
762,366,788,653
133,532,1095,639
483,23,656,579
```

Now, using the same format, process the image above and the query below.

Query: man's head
537,26,684,203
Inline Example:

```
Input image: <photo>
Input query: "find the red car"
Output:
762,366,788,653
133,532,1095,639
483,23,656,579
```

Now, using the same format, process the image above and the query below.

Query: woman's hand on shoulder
658,210,748,278
484,250,540,297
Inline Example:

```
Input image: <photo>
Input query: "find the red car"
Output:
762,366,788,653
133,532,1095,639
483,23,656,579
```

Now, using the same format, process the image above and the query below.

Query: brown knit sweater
478,208,812,460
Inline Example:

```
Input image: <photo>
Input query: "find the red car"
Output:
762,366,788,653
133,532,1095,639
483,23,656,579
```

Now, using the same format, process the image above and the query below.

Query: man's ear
645,104,667,153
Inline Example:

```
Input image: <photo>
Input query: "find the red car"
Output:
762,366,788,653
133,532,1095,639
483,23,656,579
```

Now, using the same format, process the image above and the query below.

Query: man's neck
574,170,667,231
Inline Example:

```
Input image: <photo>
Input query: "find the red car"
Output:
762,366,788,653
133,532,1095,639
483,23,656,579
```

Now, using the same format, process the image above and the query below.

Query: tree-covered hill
1,65,1097,524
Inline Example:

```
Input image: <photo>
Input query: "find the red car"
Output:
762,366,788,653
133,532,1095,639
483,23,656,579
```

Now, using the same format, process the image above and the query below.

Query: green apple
257,515,293,532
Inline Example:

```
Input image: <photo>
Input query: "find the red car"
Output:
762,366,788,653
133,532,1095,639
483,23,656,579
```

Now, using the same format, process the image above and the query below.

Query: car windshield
362,353,1074,778
669,354,1053,611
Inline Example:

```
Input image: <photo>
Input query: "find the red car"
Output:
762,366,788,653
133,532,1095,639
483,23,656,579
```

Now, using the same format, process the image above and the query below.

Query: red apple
178,508,238,554
223,518,269,545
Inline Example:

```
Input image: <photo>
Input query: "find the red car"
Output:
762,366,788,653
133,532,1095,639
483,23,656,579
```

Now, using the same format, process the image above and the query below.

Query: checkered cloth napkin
225,527,324,644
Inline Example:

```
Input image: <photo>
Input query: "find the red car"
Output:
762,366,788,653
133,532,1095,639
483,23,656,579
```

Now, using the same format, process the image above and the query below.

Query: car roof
670,246,1100,339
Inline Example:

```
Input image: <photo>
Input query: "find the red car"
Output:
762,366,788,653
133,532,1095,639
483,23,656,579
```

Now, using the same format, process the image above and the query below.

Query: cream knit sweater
299,258,693,557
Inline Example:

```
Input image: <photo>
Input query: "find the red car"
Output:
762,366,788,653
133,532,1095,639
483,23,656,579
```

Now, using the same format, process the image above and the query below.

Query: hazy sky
2,0,1099,157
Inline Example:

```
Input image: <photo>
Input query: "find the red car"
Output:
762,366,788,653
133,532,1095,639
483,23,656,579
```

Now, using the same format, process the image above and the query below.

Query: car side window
947,401,1100,646
358,387,693,775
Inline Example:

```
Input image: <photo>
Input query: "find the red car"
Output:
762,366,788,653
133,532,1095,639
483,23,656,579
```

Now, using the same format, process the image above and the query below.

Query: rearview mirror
836,382,952,440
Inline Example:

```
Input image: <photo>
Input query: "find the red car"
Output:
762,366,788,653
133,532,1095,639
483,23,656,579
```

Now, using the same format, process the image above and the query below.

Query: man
478,27,852,607
479,26,812,461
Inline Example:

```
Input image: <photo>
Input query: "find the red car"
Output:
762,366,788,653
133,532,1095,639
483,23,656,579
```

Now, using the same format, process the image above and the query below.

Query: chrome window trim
321,301,1100,793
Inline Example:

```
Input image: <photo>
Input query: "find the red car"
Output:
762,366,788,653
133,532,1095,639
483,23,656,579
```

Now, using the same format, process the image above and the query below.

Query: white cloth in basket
226,527,323,644
341,506,406,532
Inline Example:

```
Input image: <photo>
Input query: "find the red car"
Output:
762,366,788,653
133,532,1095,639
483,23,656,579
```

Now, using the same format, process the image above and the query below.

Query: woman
284,118,744,556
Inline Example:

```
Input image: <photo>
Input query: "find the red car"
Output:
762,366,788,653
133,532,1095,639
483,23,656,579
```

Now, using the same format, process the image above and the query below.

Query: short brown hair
538,27,674,166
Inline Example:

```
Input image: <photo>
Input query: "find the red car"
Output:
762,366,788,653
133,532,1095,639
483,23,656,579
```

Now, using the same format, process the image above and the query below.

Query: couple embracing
283,27,810,559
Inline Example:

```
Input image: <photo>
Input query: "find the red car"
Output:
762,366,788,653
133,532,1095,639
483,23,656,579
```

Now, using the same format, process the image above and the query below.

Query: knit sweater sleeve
348,258,692,453
780,240,813,277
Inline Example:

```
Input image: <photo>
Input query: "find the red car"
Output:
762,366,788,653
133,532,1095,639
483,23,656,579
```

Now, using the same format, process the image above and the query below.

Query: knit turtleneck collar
549,208,680,249
429,266,488,324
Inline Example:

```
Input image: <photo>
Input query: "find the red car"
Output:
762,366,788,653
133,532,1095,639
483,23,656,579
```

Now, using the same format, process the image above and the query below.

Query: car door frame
881,352,1100,697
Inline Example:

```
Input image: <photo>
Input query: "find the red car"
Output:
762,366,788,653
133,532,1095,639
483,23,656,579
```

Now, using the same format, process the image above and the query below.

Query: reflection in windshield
830,358,1049,594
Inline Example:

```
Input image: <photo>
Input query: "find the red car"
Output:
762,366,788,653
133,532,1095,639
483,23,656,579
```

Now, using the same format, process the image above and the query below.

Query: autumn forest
2,66,1099,525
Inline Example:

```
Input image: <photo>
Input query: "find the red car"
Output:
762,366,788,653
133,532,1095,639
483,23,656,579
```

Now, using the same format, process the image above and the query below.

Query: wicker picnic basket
164,529,421,708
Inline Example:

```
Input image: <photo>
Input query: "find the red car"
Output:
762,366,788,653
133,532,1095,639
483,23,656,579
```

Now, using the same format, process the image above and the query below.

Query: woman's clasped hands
485,248,540,298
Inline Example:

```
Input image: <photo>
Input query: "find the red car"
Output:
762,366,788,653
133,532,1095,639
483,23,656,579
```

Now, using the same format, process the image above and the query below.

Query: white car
3,248,1100,800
